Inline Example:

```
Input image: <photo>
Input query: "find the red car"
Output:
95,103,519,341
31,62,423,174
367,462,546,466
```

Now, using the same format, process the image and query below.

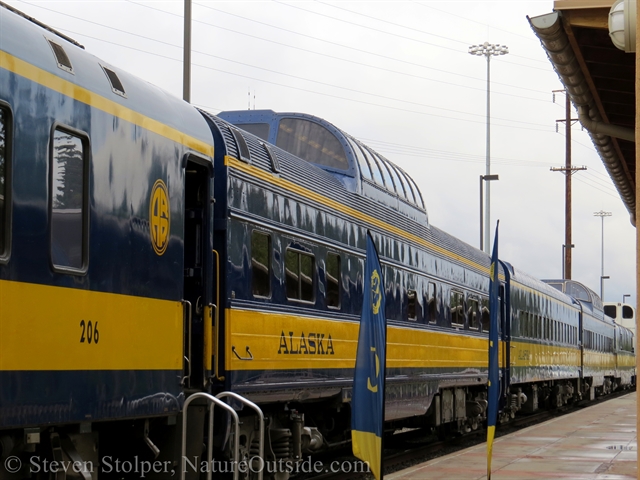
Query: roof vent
229,126,251,163
46,38,73,73
101,65,126,97
263,142,280,173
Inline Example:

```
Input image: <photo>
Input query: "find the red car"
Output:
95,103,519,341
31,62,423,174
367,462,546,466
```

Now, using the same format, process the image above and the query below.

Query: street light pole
593,210,612,299
469,42,508,253
183,0,192,103
479,174,499,251
623,294,631,304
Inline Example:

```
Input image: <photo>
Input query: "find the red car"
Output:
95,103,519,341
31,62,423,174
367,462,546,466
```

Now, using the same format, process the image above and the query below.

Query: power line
274,0,552,72
414,1,548,46
34,13,554,130
47,23,551,131
195,1,550,96
23,0,555,107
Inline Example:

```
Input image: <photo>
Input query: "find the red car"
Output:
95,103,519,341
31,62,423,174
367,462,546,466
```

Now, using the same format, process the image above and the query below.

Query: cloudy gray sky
10,0,637,307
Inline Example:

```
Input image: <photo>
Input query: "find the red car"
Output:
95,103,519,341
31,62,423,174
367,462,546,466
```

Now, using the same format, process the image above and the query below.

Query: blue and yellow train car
0,2,215,471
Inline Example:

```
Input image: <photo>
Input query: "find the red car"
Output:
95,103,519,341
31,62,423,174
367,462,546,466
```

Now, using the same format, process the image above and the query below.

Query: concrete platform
388,392,637,480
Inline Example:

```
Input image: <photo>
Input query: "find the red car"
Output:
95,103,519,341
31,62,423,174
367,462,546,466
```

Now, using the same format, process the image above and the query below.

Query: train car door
498,261,512,402
182,155,213,390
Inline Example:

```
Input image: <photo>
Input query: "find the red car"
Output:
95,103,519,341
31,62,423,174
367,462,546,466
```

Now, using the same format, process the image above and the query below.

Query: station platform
388,392,637,480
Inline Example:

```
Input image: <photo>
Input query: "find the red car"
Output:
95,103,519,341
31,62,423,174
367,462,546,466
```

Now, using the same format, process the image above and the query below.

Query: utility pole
551,89,586,279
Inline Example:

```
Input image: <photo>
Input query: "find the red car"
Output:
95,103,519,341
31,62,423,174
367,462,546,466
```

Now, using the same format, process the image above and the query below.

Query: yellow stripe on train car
510,340,581,368
617,352,636,369
0,280,183,371
226,308,499,372
583,350,617,370
0,51,213,157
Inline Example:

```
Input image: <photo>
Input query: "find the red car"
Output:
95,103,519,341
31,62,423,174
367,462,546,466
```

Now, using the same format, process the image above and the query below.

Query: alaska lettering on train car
278,331,335,354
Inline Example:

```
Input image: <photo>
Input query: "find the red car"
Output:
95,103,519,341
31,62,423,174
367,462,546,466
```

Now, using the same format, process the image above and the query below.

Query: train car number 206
79,320,100,344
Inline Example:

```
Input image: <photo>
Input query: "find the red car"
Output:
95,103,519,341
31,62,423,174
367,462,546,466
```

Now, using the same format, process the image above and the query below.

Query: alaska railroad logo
150,179,170,255
371,269,381,315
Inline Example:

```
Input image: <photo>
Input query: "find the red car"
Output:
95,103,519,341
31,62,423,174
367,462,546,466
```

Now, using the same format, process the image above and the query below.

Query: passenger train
0,3,634,479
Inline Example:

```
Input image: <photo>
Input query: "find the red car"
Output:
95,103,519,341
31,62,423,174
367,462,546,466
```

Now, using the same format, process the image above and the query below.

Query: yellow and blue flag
486,221,500,479
351,232,386,480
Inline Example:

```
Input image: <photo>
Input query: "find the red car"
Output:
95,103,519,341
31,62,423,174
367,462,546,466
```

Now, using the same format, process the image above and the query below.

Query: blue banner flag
486,221,500,480
351,232,386,480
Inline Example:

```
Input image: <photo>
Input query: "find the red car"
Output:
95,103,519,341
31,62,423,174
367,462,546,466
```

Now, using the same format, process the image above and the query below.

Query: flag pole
486,220,500,480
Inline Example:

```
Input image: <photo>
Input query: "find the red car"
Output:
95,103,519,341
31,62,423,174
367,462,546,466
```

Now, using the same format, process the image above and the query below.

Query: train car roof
509,266,579,307
542,279,604,314
0,3,213,156
217,109,427,223
201,111,499,273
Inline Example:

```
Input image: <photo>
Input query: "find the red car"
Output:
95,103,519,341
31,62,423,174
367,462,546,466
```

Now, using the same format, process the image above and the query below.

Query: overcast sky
9,0,637,307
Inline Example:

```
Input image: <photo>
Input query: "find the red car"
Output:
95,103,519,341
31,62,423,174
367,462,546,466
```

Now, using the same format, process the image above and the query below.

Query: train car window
238,123,270,141
396,168,417,204
277,118,348,170
513,311,521,337
406,174,424,209
450,290,464,327
0,106,8,258
326,252,340,308
566,281,590,302
367,147,395,192
347,138,373,181
386,160,406,198
604,304,617,318
544,317,550,340
285,248,315,302
623,305,634,319
427,282,437,324
51,128,87,271
547,282,563,293
480,297,490,331
407,289,417,320
468,298,479,329
251,231,271,298
518,311,526,337
360,146,385,186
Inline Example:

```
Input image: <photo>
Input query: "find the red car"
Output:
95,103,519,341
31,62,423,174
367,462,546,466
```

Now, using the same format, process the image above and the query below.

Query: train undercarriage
0,375,634,480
